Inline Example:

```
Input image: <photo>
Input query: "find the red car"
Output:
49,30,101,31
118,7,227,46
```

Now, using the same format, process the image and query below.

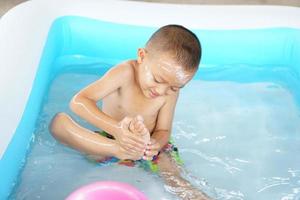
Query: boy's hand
116,116,146,157
115,145,144,160
143,138,161,160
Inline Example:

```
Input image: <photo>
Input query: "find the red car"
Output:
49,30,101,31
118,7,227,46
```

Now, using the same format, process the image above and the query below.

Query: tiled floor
1,0,300,17
0,0,27,17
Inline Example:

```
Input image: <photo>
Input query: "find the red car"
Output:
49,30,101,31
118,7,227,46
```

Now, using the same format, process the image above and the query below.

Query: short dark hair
146,24,202,71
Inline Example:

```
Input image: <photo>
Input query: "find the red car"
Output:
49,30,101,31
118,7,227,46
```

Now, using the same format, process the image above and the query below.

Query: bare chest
102,85,164,133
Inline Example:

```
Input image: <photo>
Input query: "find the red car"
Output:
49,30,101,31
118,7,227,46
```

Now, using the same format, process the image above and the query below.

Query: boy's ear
137,48,146,64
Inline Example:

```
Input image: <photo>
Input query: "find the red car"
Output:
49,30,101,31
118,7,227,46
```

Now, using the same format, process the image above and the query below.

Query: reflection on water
10,63,300,200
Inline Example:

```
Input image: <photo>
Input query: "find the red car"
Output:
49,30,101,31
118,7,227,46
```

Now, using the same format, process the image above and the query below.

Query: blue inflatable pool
1,14,300,199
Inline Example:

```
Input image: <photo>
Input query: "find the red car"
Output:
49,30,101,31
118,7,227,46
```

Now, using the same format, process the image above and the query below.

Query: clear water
10,63,300,200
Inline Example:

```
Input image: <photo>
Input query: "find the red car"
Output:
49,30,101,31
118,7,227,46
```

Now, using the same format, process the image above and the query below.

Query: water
10,63,300,200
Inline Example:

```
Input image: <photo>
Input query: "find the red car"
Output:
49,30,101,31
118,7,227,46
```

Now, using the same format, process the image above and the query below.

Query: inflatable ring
66,181,148,200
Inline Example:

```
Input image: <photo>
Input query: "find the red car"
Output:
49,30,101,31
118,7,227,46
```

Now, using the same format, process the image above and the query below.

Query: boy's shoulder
111,60,136,80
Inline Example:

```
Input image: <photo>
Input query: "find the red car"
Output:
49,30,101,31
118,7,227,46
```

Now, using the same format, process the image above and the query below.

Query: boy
50,25,210,200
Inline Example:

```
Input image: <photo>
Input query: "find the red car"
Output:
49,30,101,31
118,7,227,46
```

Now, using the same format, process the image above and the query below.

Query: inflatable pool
0,0,300,199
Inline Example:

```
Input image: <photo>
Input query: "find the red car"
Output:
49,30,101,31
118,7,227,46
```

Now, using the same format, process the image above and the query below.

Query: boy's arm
151,91,179,151
70,63,129,138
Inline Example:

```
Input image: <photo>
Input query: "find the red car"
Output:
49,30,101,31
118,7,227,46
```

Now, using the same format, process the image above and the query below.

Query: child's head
136,24,202,98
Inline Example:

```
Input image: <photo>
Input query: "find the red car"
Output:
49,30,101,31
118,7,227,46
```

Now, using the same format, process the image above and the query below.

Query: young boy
50,25,210,200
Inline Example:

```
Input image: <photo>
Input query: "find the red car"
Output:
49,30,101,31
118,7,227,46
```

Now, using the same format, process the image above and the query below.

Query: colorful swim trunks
89,130,184,173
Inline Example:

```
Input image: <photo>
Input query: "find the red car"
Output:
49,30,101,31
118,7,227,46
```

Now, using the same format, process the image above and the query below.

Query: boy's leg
49,112,116,159
157,152,211,200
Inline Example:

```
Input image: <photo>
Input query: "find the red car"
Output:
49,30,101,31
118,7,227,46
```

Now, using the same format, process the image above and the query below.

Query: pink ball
66,181,148,200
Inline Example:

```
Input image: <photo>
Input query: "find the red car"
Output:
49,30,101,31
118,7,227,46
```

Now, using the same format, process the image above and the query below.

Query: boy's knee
49,112,69,138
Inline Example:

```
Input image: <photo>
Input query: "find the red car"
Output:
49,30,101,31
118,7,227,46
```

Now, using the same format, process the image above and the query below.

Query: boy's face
136,48,195,99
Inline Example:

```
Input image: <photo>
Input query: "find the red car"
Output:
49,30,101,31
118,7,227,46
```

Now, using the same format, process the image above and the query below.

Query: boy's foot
129,115,150,145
